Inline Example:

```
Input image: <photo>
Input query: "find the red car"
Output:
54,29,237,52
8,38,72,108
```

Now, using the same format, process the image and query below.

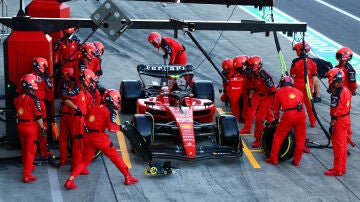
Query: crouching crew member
265,76,306,166
324,68,352,176
14,74,46,183
64,89,138,189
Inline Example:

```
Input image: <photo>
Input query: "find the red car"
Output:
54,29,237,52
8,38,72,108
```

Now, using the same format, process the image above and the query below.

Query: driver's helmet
169,91,181,106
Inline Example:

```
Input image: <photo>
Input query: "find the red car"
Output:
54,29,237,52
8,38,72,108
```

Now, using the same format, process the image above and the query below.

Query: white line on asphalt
315,0,360,22
48,167,63,202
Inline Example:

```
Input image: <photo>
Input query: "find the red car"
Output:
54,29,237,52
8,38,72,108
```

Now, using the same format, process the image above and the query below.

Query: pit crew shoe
124,174,139,185
310,122,316,128
324,169,342,176
64,179,77,190
303,146,311,153
251,141,261,148
23,175,37,183
348,138,356,147
265,158,278,165
292,160,299,166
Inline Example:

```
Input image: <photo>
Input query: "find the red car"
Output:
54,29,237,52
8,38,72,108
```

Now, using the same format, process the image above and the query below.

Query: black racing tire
260,125,295,162
120,80,142,114
192,80,215,102
67,136,103,160
217,115,241,149
131,114,154,146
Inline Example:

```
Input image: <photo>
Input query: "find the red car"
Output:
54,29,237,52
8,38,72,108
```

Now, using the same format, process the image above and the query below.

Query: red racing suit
53,36,81,70
34,74,53,157
63,84,91,170
69,104,130,179
336,63,358,94
241,69,276,144
224,71,244,122
14,92,42,178
75,57,95,85
161,37,186,65
269,86,306,164
59,80,77,165
329,85,352,173
336,63,357,145
290,57,317,126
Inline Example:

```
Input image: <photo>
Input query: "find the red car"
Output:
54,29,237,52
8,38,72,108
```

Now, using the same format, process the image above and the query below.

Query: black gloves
328,125,334,136
248,98,252,107
41,127,47,137
272,118,279,126
352,91,356,96
75,108,82,116
96,69,103,76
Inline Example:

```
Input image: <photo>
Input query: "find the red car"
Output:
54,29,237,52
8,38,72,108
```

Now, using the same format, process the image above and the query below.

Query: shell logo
289,93,296,99
181,124,191,129
89,115,95,122
18,108,24,115
347,101,350,107
82,96,85,101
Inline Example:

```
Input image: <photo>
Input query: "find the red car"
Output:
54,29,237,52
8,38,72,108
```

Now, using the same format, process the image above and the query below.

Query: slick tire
261,125,295,162
192,80,215,102
120,80,142,114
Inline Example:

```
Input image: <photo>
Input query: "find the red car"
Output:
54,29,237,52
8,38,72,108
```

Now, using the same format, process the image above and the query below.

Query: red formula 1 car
120,64,243,163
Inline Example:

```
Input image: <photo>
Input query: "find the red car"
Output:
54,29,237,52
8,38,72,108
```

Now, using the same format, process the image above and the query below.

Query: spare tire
260,124,295,162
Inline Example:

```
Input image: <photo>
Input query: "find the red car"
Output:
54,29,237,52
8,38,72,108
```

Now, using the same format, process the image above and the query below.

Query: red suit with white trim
266,76,306,165
240,56,275,148
324,68,352,176
64,89,138,190
335,47,357,147
14,74,46,183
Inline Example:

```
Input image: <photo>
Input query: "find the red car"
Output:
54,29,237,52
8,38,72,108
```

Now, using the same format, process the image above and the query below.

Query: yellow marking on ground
116,113,132,168
216,108,225,114
249,149,262,153
240,134,254,136
242,139,261,168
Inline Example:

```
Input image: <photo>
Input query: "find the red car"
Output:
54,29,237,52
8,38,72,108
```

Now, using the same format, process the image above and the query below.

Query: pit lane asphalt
0,1,360,201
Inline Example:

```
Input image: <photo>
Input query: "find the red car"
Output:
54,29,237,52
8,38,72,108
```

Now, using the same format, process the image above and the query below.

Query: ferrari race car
120,64,243,161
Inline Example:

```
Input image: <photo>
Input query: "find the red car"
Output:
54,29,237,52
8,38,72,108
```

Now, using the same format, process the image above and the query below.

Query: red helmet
148,32,162,48
32,57,48,75
102,89,121,109
336,47,352,62
293,42,310,56
80,69,98,90
94,41,104,56
82,42,97,61
278,75,294,87
61,67,75,82
63,27,75,34
233,55,249,70
326,68,344,85
20,73,40,91
221,58,234,72
246,55,262,72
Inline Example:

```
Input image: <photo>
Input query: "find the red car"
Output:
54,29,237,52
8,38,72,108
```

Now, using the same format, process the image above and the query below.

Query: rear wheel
120,80,142,114
261,125,295,162
192,80,215,102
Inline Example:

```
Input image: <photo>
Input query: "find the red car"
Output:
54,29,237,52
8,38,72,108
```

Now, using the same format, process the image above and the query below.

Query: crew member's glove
75,107,82,116
95,69,103,76
41,127,47,137
328,125,334,137
247,98,252,107
352,91,356,96
272,118,279,126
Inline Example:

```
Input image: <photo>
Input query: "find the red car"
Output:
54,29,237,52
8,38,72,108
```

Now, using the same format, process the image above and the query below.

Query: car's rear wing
137,64,194,78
